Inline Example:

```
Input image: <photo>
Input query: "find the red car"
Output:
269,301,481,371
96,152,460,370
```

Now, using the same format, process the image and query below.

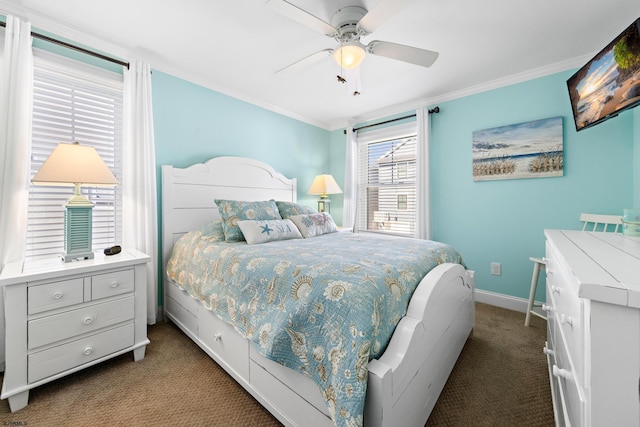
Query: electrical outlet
491,262,501,276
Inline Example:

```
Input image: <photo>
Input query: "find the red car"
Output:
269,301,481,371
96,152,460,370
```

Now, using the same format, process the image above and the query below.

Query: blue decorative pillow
289,213,338,238
215,199,282,242
237,219,302,245
276,201,317,218
199,219,226,242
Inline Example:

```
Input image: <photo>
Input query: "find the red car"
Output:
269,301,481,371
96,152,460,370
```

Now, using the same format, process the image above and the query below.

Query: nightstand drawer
92,269,134,300
28,323,134,383
28,296,134,349
28,278,84,315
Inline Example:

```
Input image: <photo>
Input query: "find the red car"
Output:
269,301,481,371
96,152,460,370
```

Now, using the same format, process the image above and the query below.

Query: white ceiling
1,0,640,130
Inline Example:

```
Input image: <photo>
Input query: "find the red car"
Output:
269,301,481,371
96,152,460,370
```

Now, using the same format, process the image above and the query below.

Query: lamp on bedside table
307,174,342,213
31,141,118,262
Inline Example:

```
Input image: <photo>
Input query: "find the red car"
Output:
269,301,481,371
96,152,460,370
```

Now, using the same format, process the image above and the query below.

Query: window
397,194,408,210
356,122,417,237
26,51,123,260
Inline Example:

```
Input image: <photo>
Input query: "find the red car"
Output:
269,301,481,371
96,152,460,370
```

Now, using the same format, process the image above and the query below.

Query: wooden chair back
580,213,623,233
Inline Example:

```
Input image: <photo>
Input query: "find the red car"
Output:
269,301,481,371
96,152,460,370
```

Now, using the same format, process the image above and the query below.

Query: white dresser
544,230,640,426
0,249,150,412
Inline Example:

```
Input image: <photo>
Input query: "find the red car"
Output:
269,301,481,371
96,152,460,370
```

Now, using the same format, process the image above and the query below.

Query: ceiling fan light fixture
333,43,366,69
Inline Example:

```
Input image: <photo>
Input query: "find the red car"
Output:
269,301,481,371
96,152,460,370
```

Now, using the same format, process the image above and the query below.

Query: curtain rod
344,107,440,134
0,21,129,68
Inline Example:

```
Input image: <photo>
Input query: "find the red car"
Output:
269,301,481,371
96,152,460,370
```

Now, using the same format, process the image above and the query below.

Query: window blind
356,122,417,237
26,51,123,260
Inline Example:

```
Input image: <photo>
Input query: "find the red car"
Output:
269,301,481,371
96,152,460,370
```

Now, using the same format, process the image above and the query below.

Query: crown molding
330,54,594,131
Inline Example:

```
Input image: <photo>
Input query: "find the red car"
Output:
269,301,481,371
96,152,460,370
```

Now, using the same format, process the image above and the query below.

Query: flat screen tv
567,17,640,131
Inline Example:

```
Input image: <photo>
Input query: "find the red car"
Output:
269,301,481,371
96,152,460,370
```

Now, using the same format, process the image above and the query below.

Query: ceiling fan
267,0,439,75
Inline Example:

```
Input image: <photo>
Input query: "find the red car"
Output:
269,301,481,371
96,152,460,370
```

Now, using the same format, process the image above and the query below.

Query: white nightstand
0,249,150,412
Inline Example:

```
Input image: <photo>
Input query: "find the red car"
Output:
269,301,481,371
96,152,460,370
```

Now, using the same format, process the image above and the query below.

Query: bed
161,156,474,427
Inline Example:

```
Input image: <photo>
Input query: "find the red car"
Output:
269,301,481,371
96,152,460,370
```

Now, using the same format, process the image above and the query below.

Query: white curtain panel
416,107,431,240
123,60,158,324
342,123,357,231
0,15,34,368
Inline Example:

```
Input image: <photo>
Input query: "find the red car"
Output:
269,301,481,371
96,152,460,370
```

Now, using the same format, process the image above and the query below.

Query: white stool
525,256,547,326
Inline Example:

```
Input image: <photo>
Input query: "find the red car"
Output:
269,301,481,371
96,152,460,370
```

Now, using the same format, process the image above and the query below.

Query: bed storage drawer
250,345,329,416
166,281,198,333
166,281,198,315
250,357,332,427
28,323,134,383
198,309,249,381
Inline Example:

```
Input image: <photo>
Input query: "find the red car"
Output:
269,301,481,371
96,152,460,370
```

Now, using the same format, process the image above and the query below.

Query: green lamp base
62,202,94,263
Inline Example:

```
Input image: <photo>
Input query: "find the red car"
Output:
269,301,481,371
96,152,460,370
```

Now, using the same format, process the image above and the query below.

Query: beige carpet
0,302,553,426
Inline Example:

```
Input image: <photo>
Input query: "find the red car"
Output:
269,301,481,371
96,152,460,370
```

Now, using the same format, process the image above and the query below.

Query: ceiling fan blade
267,0,337,36
367,40,439,68
357,0,415,34
276,49,333,75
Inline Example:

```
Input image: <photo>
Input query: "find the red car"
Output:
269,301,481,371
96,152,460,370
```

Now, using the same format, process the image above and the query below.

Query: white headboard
161,156,297,283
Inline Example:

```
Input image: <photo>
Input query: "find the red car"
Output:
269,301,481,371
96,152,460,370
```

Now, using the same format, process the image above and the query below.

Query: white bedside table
0,248,150,412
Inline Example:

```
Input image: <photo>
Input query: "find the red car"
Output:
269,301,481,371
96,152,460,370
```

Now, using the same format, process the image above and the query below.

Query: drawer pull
560,314,574,327
542,304,552,313
543,346,554,356
212,333,222,341
83,316,94,325
83,347,93,356
52,291,63,300
552,365,572,380
110,281,119,288
551,286,561,295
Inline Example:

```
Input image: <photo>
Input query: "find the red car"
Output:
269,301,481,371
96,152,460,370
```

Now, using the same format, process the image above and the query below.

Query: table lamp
31,142,119,262
307,174,342,213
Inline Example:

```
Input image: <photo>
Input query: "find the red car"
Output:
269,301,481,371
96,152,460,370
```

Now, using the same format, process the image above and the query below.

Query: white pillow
289,213,338,238
237,219,302,245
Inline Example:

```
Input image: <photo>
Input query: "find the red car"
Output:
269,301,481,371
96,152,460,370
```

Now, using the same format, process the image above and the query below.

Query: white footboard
365,263,475,427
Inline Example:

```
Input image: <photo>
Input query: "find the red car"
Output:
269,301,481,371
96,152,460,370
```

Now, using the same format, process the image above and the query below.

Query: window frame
26,49,124,261
355,121,418,237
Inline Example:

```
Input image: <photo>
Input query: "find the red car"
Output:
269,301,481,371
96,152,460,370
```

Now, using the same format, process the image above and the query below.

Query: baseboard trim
474,289,537,313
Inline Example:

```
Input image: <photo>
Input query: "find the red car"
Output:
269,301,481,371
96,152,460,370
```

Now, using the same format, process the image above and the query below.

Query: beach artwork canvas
472,116,563,181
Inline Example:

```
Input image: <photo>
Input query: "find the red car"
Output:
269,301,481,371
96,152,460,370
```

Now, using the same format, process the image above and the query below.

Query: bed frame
161,156,474,426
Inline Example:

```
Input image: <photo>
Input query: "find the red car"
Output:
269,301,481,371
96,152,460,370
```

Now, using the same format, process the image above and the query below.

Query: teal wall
329,70,636,303
152,70,330,202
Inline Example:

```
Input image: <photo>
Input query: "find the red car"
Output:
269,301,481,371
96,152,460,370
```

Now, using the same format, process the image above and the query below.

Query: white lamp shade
333,43,366,69
308,174,343,197
32,142,118,187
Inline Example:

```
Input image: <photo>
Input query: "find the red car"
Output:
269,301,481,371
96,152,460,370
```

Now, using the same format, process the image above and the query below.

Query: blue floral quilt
167,224,464,427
